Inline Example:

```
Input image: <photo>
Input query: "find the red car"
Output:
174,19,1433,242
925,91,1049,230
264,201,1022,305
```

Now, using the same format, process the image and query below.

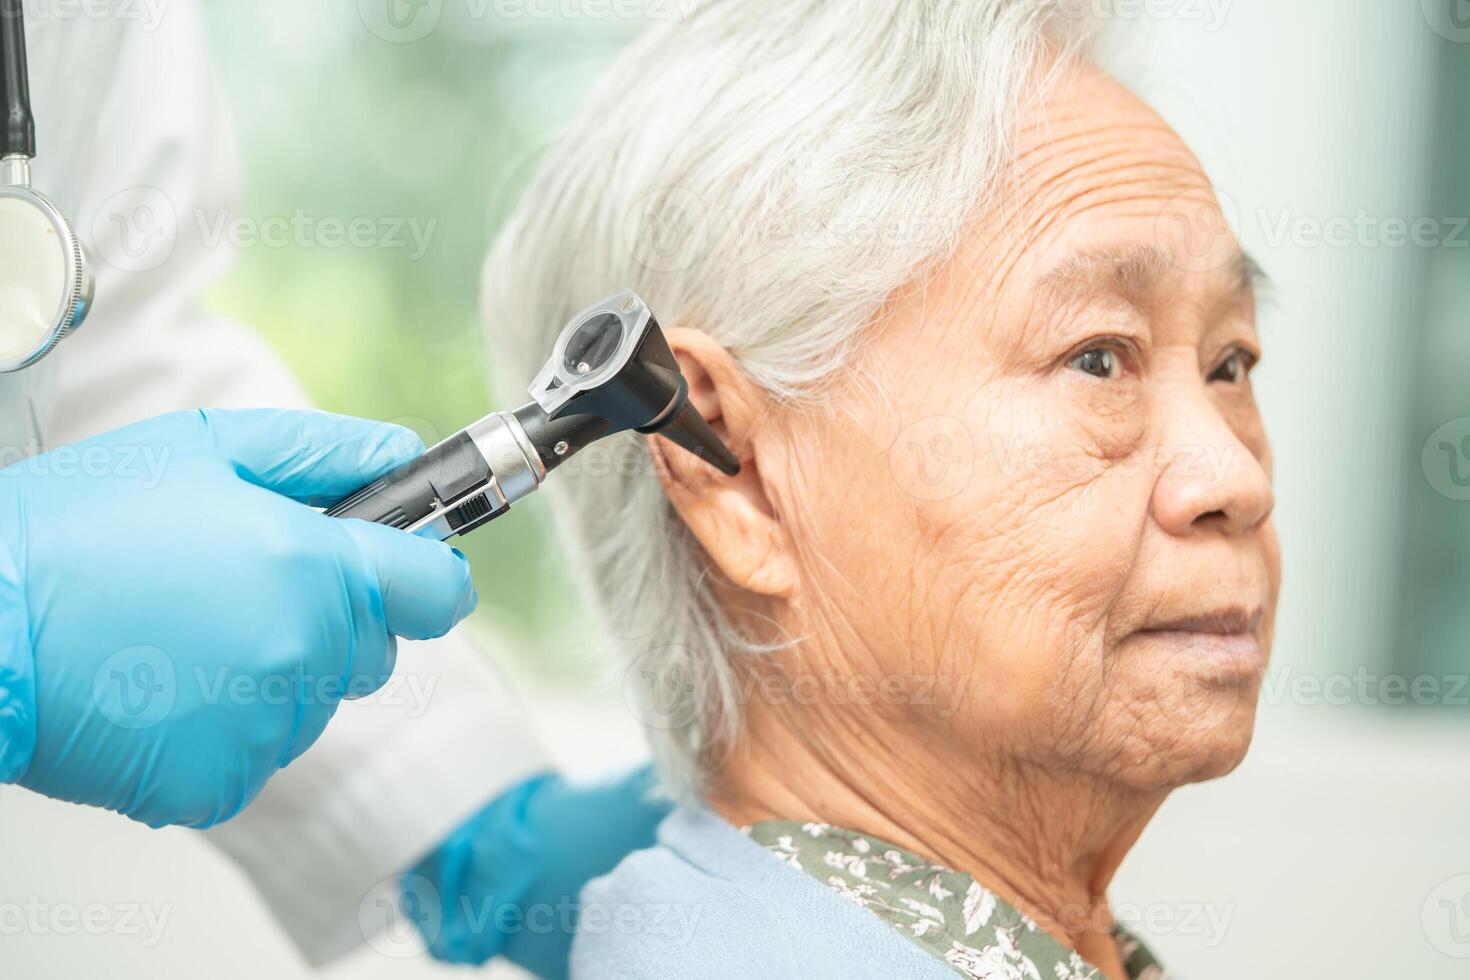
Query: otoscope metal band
414,412,546,541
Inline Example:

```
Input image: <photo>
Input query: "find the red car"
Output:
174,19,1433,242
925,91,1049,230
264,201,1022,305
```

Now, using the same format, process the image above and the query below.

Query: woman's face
759,60,1282,792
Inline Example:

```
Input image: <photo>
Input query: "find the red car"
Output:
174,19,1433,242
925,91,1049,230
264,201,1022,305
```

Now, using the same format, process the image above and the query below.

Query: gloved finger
339,519,478,644
199,408,426,506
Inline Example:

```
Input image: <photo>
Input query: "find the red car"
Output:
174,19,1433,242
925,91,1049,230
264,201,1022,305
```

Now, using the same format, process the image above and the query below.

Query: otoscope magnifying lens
562,313,624,378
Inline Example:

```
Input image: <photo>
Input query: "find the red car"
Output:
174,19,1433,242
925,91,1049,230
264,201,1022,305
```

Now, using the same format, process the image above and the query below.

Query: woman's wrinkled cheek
774,409,954,682
972,371,1149,499
963,605,1119,760
903,383,1152,752
1066,372,1150,466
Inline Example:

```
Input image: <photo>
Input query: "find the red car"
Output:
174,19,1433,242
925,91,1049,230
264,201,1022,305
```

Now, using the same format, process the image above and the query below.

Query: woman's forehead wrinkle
893,62,1242,375
983,123,1206,282
971,114,1241,331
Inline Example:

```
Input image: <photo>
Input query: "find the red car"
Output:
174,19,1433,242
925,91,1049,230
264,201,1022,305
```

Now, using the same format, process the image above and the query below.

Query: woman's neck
705,690,1163,980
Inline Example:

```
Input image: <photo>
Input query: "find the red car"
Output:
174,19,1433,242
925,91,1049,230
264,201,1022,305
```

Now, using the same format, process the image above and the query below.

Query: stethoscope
0,0,93,374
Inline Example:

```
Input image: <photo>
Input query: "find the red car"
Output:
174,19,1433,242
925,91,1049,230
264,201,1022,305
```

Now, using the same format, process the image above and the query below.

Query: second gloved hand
411,766,669,979
0,409,477,828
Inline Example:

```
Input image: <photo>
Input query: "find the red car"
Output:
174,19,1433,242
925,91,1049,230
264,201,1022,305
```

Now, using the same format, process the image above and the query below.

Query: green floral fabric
744,821,1168,980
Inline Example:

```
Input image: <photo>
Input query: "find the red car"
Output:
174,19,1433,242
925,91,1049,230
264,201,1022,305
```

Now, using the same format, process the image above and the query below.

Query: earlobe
651,328,800,600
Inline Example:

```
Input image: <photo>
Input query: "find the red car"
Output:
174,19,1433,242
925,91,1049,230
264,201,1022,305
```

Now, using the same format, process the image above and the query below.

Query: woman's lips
1144,607,1261,636
1132,607,1265,674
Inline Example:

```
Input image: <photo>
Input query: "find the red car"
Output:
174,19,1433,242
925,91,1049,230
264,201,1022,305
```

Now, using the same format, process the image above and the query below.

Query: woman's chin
1098,685,1264,791
1172,712,1260,783
1082,629,1269,788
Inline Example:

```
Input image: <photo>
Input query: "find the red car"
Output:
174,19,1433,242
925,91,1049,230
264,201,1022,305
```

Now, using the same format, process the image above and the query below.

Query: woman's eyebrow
1235,252,1275,306
1036,242,1269,309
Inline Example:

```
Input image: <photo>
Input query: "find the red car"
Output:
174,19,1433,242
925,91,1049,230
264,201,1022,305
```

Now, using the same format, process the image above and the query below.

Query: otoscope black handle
326,431,496,536
326,412,548,541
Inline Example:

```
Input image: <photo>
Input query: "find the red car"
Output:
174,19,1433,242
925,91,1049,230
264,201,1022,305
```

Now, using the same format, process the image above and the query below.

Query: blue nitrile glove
411,765,670,979
0,409,476,829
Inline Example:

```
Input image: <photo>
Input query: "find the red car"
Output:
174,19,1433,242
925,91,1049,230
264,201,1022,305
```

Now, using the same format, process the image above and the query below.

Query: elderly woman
486,1,1280,976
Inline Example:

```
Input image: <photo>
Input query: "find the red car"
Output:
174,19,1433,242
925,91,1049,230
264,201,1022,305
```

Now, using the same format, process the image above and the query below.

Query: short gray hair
484,0,1095,798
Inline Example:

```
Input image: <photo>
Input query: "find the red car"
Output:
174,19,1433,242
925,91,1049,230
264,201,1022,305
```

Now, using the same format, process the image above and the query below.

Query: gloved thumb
340,518,478,642
200,408,426,506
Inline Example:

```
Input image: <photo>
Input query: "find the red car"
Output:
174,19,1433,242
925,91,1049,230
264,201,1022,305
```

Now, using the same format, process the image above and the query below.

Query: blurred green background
197,2,649,680
1398,41,1470,689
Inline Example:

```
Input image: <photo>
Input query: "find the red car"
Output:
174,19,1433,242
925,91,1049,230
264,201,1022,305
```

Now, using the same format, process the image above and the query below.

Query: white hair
484,0,1095,798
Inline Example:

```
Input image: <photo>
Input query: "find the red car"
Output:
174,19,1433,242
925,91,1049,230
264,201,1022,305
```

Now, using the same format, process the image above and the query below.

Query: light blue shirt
572,806,960,979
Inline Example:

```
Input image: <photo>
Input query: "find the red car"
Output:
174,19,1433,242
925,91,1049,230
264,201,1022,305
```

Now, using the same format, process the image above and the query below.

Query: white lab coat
9,1,549,966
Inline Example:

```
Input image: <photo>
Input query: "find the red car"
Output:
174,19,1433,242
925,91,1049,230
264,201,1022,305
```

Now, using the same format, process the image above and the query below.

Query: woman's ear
650,328,799,600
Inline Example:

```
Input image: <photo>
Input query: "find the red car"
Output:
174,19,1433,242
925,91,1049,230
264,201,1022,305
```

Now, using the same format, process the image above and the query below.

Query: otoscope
326,291,739,540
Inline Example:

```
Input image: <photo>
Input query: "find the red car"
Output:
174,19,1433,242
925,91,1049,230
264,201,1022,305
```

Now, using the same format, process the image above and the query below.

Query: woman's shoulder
569,806,960,980
571,807,805,978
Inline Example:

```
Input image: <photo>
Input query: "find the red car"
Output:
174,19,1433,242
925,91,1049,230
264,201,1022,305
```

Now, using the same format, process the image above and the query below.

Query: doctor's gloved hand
0,409,476,828
410,765,670,979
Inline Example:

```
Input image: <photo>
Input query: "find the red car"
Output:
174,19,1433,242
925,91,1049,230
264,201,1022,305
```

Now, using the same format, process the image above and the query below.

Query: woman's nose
1149,393,1275,538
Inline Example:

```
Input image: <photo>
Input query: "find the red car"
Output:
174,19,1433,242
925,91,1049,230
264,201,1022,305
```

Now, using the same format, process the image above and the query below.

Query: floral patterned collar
744,821,1168,980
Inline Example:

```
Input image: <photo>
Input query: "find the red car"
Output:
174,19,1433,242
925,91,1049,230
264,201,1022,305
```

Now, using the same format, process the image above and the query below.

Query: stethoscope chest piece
0,164,93,373
1,0,94,374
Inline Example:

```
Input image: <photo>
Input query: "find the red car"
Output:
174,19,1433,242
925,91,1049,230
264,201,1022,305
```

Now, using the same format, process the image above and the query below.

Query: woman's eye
1068,348,1123,380
1209,349,1257,384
